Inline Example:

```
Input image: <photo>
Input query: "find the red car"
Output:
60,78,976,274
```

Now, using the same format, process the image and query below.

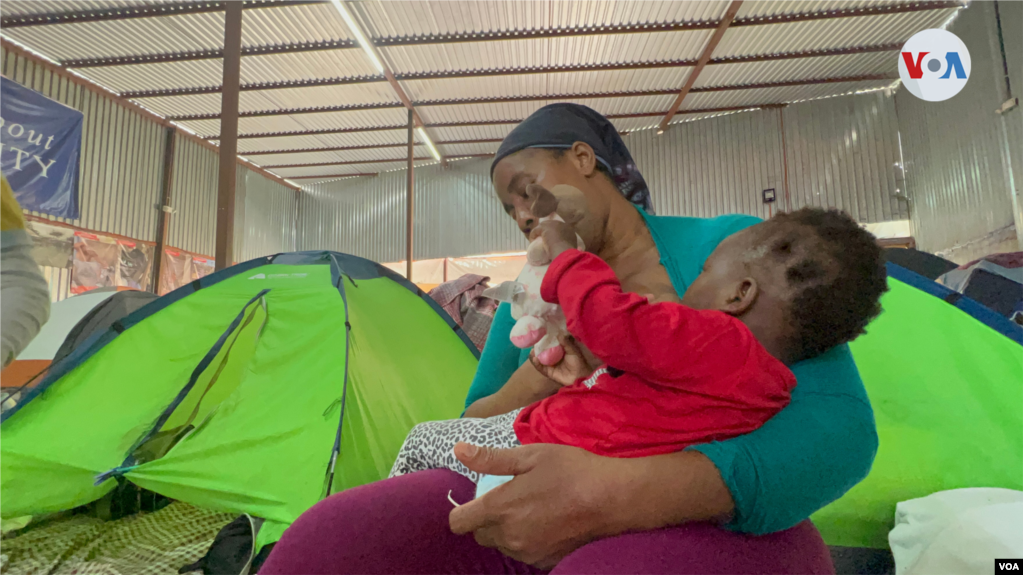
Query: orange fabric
0,359,50,388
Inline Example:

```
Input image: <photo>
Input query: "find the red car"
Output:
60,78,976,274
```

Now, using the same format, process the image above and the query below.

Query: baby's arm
464,360,560,419
540,249,712,382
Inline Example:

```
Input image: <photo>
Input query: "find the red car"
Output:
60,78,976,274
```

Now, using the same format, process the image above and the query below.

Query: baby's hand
530,220,577,261
530,335,594,387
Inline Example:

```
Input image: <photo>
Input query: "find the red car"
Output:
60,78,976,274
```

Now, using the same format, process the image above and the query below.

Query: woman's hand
448,443,735,568
529,335,593,387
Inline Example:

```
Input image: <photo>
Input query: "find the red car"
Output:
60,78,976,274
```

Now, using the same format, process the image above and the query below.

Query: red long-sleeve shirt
513,250,796,458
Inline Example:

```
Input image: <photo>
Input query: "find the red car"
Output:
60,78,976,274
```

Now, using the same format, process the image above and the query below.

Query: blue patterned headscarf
491,103,654,214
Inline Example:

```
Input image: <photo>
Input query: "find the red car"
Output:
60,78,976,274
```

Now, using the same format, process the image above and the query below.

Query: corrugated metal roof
695,51,895,87
403,68,693,103
180,107,410,138
716,9,957,57
0,0,965,179
273,159,429,178
380,31,713,75
70,51,382,94
682,79,892,110
233,129,410,154
0,1,172,17
356,1,727,38
418,94,675,125
736,0,937,18
1,12,226,60
249,147,425,167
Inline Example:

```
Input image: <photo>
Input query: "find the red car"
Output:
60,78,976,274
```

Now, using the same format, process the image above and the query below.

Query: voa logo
899,28,971,102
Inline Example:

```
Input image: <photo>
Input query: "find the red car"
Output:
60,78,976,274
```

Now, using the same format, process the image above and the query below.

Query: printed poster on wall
190,256,215,282
25,219,74,269
159,249,191,296
117,240,153,291
71,232,118,294
0,77,83,219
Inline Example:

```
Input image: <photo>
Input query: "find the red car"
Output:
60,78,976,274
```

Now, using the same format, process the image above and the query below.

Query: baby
390,206,888,495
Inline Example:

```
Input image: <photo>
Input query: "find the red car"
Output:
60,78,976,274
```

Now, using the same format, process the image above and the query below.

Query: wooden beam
215,2,243,270
151,127,177,291
659,0,744,132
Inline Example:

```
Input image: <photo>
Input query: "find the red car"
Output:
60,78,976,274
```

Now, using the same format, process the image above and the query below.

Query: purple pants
260,469,834,575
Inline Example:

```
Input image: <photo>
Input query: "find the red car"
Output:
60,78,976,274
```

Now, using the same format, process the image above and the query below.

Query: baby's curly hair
760,208,888,363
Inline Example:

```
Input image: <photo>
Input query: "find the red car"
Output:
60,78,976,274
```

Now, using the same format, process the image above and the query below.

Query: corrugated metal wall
895,0,1017,254
166,134,219,257
297,158,524,262
169,142,302,262
235,166,298,262
782,93,907,222
995,0,1023,249
628,92,905,223
2,45,300,299
628,108,783,220
298,92,908,262
1,44,166,240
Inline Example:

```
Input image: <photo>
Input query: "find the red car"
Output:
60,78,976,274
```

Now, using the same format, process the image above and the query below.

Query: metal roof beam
122,74,386,98
241,139,503,156
287,173,379,180
267,157,433,169
167,44,900,121
0,0,324,28
659,0,744,132
63,39,356,68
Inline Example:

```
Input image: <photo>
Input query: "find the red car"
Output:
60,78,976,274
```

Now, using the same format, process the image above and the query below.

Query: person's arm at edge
1,175,51,367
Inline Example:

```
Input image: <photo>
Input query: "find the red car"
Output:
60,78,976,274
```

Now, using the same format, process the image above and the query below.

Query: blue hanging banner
0,77,83,219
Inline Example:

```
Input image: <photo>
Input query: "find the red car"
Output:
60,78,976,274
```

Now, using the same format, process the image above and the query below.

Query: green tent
813,262,1023,551
1,251,480,547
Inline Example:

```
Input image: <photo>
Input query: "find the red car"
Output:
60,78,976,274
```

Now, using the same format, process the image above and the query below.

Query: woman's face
491,145,617,249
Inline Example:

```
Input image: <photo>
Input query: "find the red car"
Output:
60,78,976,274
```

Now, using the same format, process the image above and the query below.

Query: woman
261,104,876,574
1,173,51,368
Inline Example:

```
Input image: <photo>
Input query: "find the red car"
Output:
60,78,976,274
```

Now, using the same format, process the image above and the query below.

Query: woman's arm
449,344,877,566
689,344,877,534
1,177,50,367
463,303,524,410
464,359,560,418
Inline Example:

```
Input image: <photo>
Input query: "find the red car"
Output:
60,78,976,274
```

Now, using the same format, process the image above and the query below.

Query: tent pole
215,1,243,271
406,109,414,282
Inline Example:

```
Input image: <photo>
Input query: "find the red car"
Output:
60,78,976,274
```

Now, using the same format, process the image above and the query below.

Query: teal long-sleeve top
463,209,878,536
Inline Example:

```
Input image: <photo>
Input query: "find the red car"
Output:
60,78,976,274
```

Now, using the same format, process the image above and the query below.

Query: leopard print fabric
389,409,523,483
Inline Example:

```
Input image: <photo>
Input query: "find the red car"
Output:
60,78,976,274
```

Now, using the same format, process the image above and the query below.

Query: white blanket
889,488,1023,575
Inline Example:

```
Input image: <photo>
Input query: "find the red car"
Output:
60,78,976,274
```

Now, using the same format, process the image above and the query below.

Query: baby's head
681,208,887,364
